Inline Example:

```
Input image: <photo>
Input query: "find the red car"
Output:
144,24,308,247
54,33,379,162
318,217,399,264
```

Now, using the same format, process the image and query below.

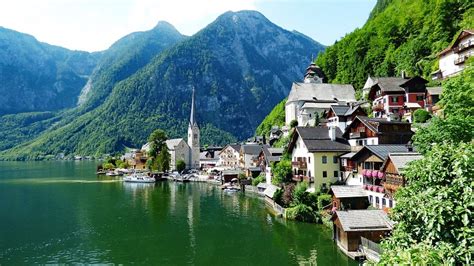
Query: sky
0,0,376,52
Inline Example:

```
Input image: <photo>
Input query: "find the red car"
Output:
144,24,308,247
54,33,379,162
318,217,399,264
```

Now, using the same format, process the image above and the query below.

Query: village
95,29,473,263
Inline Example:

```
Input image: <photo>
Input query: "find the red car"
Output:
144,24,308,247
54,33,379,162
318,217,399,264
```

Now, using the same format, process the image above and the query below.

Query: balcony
363,184,385,193
349,131,366,139
292,161,307,169
373,103,384,111
453,40,474,53
454,55,470,65
292,175,311,183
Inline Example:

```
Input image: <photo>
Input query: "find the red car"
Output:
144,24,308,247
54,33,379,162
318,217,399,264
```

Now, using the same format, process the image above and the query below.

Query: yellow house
288,126,351,191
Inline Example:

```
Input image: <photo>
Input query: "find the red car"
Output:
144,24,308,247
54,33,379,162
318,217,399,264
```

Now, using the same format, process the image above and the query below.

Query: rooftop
382,152,423,173
331,185,367,198
334,210,393,232
353,145,415,161
289,127,350,153
287,82,356,104
426,86,442,95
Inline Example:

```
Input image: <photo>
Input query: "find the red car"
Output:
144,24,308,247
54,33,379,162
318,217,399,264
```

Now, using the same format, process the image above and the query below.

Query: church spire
189,87,197,126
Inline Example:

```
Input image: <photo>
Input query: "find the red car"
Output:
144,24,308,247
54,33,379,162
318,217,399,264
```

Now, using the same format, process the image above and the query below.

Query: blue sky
0,0,376,52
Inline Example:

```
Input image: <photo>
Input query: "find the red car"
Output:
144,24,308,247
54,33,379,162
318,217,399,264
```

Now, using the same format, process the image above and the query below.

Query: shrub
176,159,186,173
281,183,295,207
286,204,320,223
252,174,265,186
290,119,298,128
317,194,332,210
413,109,431,123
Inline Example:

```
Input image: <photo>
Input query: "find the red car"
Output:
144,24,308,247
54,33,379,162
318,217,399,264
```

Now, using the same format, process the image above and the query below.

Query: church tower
187,88,200,169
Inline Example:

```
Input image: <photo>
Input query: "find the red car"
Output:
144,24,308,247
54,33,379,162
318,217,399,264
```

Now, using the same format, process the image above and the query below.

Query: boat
106,171,122,176
123,173,155,183
223,187,240,192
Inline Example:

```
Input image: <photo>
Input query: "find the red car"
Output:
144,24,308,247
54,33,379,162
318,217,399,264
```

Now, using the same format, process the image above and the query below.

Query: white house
285,83,356,126
218,144,241,168
433,29,474,80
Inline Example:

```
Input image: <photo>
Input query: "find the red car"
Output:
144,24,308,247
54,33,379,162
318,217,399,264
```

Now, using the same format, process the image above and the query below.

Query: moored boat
123,173,155,183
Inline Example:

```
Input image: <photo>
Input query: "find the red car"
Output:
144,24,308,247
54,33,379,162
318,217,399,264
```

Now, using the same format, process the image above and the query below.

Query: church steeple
187,87,200,169
189,87,197,126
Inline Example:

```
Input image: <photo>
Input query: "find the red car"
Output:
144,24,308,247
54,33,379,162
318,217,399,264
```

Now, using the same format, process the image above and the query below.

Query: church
141,88,200,170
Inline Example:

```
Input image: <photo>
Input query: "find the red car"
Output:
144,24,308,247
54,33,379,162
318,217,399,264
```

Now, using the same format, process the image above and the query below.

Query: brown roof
438,29,474,56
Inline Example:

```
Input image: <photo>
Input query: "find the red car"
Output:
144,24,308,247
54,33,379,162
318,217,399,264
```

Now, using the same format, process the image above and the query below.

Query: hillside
316,0,474,90
255,99,286,137
0,27,99,114
1,10,325,159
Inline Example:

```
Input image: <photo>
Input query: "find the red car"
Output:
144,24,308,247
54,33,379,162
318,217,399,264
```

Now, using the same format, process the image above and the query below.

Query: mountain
78,21,186,109
0,22,186,153
1,10,325,159
316,0,473,90
0,27,99,114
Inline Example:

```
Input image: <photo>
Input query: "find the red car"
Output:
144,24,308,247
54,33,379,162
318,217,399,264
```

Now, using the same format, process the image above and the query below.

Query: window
323,171,327,178
334,171,338,178
416,95,424,101
364,162,371,169
333,156,338,164
341,159,347,167
392,108,399,114
391,96,398,103
376,197,380,205
308,171,311,177
322,156,327,164
369,195,373,203
382,198,386,206
389,200,393,208
308,157,311,163
383,98,386,103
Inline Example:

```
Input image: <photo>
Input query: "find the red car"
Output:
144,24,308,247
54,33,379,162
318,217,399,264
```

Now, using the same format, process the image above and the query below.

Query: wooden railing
292,161,307,169
361,237,381,255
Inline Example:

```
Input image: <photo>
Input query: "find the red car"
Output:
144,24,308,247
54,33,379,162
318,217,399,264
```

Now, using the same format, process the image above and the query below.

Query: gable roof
343,116,413,138
381,152,423,173
166,138,186,150
288,127,350,153
352,145,414,162
330,103,366,117
287,82,356,104
334,210,393,232
439,29,474,56
219,144,241,155
426,87,442,95
241,144,267,155
330,185,367,198
368,76,428,99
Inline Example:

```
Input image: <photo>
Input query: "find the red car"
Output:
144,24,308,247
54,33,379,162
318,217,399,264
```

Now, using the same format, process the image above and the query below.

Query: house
221,169,242,183
379,152,422,209
287,127,351,191
124,149,147,170
351,145,416,209
331,210,393,259
285,71,356,126
240,144,267,177
432,29,474,80
367,76,428,120
257,146,284,184
425,87,442,114
362,76,378,99
199,149,220,170
340,152,360,185
326,103,367,132
330,186,369,211
269,126,283,146
218,144,241,168
343,116,413,149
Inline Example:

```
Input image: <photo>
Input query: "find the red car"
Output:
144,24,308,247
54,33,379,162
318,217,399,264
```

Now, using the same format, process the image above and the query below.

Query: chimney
329,126,336,141
401,70,406,79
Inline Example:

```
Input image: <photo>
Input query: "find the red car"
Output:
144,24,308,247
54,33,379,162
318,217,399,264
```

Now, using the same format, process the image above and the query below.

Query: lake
0,161,356,265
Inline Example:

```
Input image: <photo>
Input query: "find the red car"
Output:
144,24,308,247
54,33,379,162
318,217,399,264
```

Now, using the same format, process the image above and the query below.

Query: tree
176,159,186,173
156,144,171,172
271,159,292,185
290,119,298,128
379,143,473,265
413,109,430,123
148,129,167,159
313,112,320,126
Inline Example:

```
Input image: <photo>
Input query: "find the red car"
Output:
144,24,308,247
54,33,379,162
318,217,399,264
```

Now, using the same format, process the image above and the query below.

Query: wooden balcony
453,40,474,53
454,55,470,65
292,161,307,169
349,131,366,139
292,175,311,183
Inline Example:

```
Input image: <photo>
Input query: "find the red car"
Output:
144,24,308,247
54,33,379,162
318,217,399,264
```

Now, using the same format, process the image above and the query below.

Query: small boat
96,170,107,175
123,173,155,183
106,171,122,176
223,187,240,192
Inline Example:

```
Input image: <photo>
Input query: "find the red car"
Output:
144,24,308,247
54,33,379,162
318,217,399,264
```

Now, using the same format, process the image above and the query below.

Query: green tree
313,112,320,127
148,129,167,159
413,109,430,123
271,159,292,185
156,144,171,172
290,120,298,128
379,143,473,265
176,159,186,173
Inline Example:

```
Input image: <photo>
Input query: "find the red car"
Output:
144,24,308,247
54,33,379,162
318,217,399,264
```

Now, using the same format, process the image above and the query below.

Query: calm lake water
0,161,356,265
